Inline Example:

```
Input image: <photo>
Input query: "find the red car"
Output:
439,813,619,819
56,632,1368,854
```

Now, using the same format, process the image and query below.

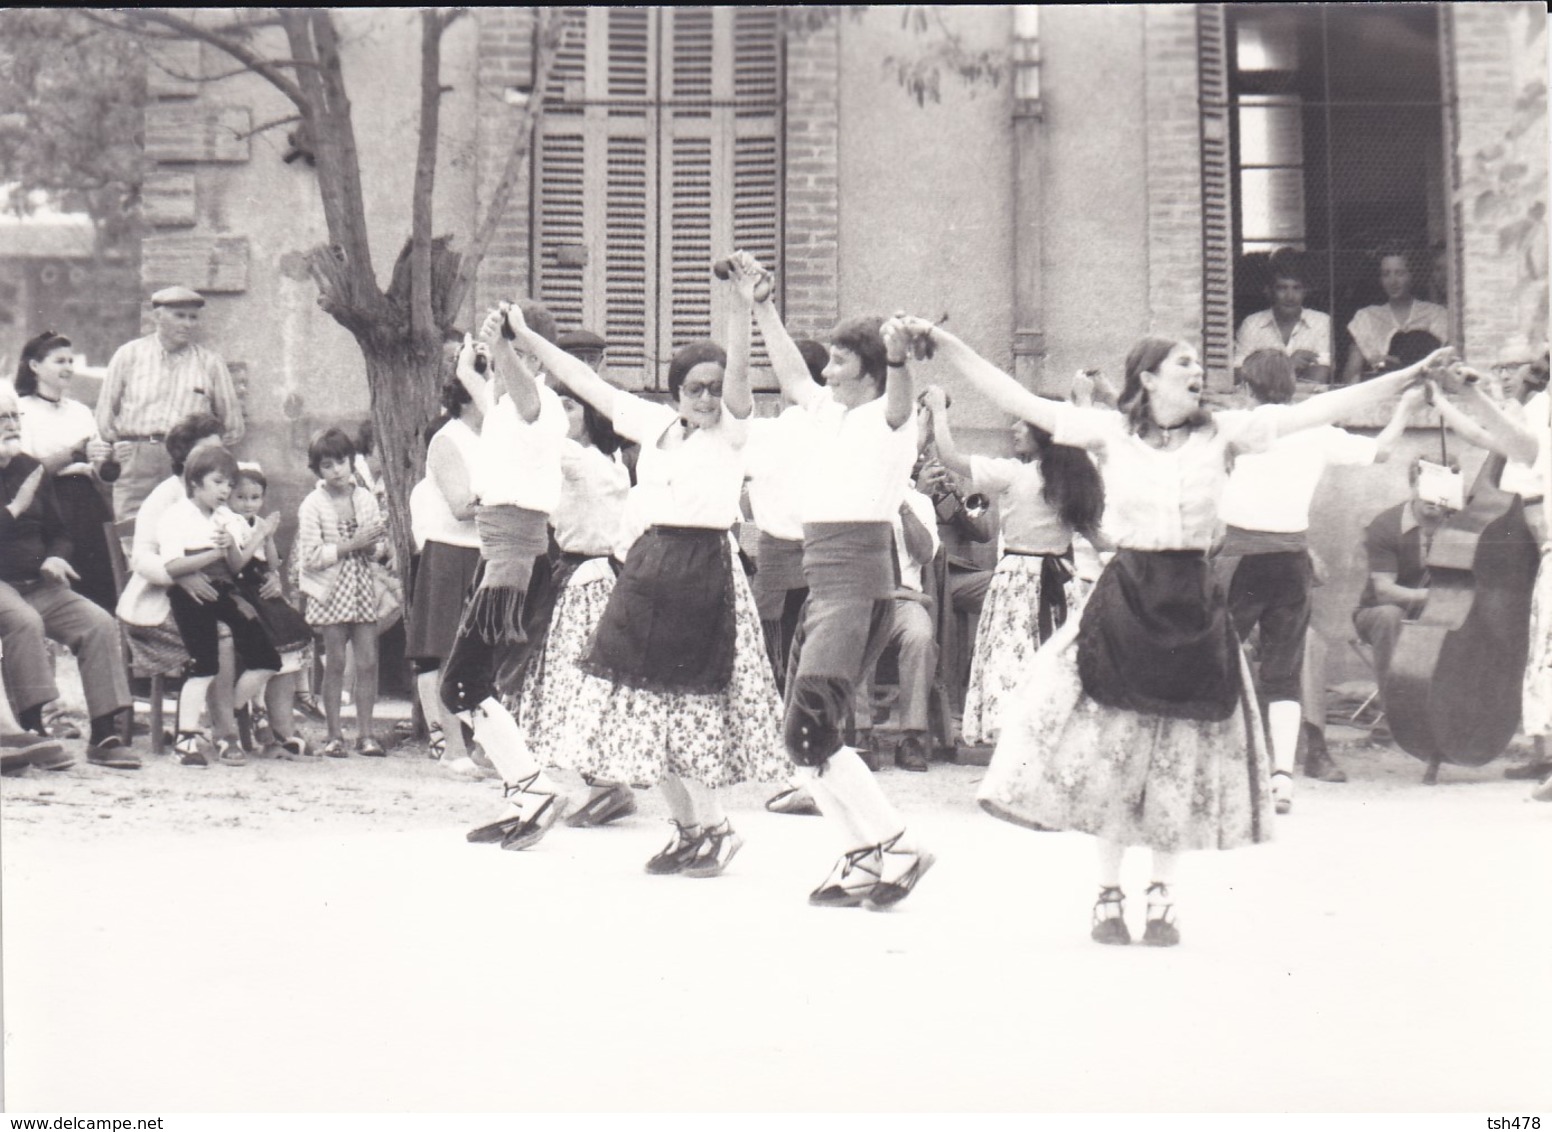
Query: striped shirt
95,333,244,445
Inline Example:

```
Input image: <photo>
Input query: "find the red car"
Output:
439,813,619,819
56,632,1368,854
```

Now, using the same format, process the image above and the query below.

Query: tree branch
443,8,568,321
234,113,304,141
409,8,444,343
93,8,309,110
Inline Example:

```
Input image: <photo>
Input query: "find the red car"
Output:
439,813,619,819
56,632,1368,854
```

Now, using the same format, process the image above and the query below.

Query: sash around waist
801,522,895,602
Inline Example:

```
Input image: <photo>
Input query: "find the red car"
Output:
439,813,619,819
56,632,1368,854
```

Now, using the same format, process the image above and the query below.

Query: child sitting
157,446,281,767
229,463,313,758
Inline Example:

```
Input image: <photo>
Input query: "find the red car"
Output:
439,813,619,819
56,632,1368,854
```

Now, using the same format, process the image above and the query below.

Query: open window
1204,4,1451,381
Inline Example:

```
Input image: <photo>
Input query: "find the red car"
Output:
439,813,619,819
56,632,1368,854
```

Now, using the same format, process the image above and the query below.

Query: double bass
1382,376,1541,782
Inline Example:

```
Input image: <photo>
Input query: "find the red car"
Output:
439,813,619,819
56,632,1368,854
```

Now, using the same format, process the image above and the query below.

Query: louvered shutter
658,7,782,386
1198,4,1235,388
537,8,659,387
535,7,782,390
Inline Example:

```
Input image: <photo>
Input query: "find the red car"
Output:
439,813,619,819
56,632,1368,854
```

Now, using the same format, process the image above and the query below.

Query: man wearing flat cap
96,286,244,524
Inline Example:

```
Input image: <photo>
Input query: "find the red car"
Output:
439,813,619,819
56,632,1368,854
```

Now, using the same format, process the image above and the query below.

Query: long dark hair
1117,336,1211,438
551,376,623,455
1024,419,1105,535
15,331,72,396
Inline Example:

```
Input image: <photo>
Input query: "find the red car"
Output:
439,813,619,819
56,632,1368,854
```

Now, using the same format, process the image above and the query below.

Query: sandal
467,780,529,844
216,739,248,767
564,784,638,828
356,736,387,758
498,773,570,851
1091,886,1130,945
864,832,935,910
1141,882,1180,947
322,737,348,759
809,844,883,908
175,731,209,769
428,724,447,761
645,820,704,875
681,819,744,878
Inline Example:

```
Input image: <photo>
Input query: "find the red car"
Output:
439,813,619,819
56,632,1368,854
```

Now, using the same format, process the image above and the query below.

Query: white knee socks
816,747,907,848
1268,700,1301,776
464,697,543,788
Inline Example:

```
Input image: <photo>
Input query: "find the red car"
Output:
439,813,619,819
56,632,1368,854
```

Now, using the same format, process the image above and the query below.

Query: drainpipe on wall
1011,5,1046,393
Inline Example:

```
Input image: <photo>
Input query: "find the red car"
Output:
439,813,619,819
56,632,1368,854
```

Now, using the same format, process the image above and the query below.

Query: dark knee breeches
782,593,892,767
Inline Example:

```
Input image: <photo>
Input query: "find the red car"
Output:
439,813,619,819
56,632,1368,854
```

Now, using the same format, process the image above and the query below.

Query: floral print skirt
551,563,790,789
961,553,1085,746
977,614,1273,852
516,558,615,765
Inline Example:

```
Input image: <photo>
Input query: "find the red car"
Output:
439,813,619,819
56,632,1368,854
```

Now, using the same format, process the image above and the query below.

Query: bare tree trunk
360,342,443,604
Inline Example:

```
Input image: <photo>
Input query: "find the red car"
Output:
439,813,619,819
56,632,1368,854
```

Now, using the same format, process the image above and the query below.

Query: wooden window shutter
1198,3,1235,387
659,7,783,386
537,8,660,387
537,7,782,390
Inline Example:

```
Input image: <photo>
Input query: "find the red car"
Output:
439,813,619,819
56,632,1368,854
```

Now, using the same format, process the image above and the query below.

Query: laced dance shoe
645,820,704,875
808,844,883,908
1090,886,1130,945
863,832,935,910
681,819,744,878
1141,882,1180,947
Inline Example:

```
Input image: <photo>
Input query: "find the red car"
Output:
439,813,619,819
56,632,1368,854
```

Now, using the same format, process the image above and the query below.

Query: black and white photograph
0,4,1548,1119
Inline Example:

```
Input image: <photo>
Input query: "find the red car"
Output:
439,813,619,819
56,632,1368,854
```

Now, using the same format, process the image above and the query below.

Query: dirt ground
2,697,1550,1113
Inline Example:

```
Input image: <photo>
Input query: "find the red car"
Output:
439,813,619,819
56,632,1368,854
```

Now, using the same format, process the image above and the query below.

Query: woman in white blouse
15,331,119,611
1340,242,1450,384
916,317,1451,947
513,373,636,828
406,372,484,774
509,296,788,880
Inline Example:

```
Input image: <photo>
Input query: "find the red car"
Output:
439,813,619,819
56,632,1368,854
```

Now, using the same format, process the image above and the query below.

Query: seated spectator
854,480,941,773
1341,242,1450,384
0,639,74,774
116,412,240,742
0,380,139,768
912,396,994,727
1353,456,1455,696
1234,249,1333,385
16,330,121,612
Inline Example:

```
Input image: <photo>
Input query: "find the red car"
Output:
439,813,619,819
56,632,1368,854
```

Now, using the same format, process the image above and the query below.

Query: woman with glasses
15,331,120,612
505,283,787,880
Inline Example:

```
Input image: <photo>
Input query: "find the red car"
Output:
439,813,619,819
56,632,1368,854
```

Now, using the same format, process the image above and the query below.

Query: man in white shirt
1219,350,1421,811
739,251,935,910
1234,253,1333,386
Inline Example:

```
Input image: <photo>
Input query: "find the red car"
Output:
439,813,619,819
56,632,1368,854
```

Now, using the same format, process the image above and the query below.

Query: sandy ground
2,712,1550,1114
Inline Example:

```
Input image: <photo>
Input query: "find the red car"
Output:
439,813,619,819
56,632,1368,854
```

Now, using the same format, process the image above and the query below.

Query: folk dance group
432,250,1470,945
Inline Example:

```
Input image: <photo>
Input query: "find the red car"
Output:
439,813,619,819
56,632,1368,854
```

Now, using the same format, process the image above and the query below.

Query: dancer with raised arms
505,279,787,879
913,316,1451,945
731,250,936,909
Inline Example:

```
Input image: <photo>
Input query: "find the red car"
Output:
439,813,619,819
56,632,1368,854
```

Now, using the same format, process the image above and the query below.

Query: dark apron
582,526,737,695
1076,548,1240,722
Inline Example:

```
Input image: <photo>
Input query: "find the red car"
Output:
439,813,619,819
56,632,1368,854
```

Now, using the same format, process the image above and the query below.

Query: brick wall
472,7,536,320
1452,2,1540,356
781,19,841,340
1142,4,1205,343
